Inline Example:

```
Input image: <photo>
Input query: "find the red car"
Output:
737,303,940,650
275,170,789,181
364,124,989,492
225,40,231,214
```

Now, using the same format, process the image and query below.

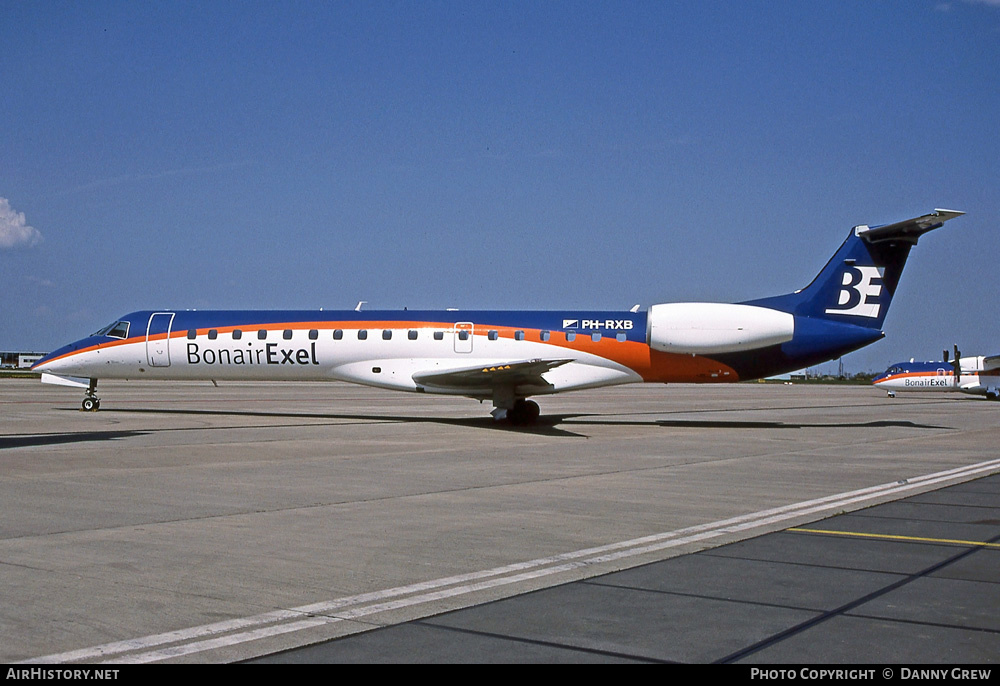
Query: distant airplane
34,209,963,424
874,345,1000,400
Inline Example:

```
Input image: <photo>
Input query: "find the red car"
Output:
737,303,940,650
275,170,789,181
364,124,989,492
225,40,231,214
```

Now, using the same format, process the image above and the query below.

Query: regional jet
874,345,1000,399
34,209,964,423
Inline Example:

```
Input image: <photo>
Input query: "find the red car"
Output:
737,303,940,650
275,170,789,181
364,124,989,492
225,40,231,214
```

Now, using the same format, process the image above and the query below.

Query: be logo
825,265,885,318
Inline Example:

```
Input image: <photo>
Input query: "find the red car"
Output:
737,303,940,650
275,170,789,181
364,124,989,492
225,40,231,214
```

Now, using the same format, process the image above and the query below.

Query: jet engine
647,302,795,355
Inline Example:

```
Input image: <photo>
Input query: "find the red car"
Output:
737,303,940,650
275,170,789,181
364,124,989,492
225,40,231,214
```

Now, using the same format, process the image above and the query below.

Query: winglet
856,209,964,244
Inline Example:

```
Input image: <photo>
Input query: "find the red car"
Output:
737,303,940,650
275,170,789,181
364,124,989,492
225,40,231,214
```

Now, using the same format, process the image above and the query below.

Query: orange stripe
43,320,739,382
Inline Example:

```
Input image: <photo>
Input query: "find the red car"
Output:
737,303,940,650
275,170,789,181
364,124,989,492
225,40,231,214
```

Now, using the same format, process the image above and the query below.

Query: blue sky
2,1,998,374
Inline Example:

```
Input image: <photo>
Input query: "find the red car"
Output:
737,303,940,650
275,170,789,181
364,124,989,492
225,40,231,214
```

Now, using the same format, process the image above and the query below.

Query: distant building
1,351,48,369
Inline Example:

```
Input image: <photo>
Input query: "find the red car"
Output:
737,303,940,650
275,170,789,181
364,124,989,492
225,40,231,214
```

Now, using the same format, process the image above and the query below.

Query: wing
982,355,1000,372
40,372,92,389
412,358,574,393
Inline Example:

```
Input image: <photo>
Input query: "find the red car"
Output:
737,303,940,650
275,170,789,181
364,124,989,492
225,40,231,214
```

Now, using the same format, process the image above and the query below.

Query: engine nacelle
648,303,795,354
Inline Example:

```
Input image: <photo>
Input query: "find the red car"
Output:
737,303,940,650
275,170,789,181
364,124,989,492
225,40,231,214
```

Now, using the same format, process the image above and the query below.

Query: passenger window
616,333,627,342
358,330,368,340
488,330,498,341
591,332,602,342
232,329,242,340
408,330,418,340
283,330,293,340
458,331,469,341
433,331,444,341
258,330,267,340
383,330,392,340
208,329,218,340
540,330,550,341
309,329,318,340
515,330,525,341
565,332,576,342
187,330,197,340
333,329,343,340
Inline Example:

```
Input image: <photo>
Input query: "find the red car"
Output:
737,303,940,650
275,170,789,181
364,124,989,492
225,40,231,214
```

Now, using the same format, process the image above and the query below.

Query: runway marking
789,528,1000,549
20,457,1000,664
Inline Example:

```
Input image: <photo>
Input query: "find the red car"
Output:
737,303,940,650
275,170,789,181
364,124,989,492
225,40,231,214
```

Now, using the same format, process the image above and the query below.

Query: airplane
874,345,1000,400
33,209,964,424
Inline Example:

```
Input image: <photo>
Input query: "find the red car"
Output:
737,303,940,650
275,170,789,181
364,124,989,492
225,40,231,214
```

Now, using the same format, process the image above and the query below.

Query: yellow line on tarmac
788,528,1000,549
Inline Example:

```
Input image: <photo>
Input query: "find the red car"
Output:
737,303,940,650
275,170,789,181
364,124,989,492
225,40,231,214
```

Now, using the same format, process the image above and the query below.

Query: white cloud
27,275,56,288
0,198,43,249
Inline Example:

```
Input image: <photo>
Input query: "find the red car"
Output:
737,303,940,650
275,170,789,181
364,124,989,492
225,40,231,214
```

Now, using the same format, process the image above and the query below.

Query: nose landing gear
81,379,100,411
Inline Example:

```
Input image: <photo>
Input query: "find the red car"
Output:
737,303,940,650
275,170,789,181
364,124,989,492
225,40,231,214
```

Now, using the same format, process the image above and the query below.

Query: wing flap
413,358,574,391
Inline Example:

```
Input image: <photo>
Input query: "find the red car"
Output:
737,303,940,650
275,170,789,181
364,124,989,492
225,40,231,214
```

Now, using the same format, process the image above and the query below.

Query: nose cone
31,339,92,374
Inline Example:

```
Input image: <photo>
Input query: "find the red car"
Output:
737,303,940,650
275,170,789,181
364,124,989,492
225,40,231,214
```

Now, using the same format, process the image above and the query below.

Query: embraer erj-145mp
874,345,1000,400
34,209,964,424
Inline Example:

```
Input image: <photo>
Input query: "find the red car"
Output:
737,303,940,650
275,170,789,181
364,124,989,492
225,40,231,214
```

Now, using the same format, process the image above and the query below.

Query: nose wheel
81,379,100,412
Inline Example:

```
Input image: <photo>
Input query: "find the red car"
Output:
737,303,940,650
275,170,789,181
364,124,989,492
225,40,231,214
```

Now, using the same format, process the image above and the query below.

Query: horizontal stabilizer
857,209,964,244
413,358,573,391
40,373,91,389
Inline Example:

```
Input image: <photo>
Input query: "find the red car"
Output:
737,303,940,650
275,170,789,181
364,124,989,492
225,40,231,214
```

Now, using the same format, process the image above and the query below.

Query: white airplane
34,209,964,424
874,345,1000,399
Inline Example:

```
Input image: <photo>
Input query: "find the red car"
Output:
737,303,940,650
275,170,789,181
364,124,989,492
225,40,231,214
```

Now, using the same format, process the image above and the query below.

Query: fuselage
32,307,879,399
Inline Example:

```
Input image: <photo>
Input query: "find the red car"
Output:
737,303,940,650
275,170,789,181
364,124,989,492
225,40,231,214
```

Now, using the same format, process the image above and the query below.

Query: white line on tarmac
22,458,1000,664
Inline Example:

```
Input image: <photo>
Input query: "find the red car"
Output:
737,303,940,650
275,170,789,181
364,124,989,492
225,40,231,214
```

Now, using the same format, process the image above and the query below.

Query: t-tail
734,209,965,376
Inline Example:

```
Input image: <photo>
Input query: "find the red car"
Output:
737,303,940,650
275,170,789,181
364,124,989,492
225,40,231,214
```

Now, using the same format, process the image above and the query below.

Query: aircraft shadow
73,407,592,438
654,419,949,430
0,430,150,450
34,408,950,444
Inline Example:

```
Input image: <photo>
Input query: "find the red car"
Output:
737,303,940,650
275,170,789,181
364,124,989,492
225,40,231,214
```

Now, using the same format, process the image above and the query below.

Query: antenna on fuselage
355,301,366,312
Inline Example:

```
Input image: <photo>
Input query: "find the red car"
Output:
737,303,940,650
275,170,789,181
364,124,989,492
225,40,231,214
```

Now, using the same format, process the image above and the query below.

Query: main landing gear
81,378,100,412
491,399,541,426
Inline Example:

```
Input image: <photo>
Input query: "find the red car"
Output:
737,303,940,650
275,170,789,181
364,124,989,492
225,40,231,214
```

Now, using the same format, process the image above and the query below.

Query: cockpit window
92,321,130,339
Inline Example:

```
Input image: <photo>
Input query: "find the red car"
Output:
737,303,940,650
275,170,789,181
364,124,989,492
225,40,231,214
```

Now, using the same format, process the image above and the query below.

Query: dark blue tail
744,209,963,330
721,210,964,377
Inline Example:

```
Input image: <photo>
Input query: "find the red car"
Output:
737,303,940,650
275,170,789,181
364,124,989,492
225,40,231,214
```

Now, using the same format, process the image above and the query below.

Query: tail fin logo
825,265,885,319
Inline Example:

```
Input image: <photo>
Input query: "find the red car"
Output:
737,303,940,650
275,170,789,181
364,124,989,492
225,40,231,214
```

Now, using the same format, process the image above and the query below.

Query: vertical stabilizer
745,209,963,330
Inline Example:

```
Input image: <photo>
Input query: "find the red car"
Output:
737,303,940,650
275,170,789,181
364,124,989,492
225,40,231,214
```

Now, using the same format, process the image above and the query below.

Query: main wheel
508,399,540,425
82,397,99,412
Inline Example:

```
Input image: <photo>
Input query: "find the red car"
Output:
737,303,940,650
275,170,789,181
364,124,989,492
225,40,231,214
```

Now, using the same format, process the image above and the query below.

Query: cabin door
146,312,175,367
